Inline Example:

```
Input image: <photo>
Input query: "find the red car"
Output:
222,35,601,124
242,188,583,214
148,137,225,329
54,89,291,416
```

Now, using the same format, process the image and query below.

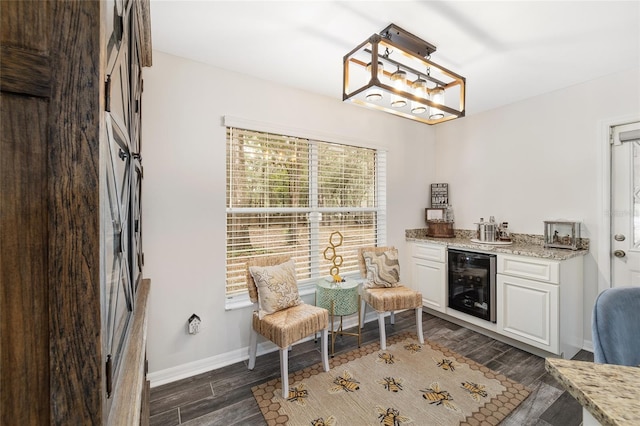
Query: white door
611,122,640,287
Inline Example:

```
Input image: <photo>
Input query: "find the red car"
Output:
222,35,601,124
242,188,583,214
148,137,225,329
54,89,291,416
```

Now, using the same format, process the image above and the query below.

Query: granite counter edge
405,229,588,261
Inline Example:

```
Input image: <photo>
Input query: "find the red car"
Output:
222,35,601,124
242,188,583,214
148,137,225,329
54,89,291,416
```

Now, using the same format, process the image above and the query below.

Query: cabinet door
497,275,559,354
411,257,446,312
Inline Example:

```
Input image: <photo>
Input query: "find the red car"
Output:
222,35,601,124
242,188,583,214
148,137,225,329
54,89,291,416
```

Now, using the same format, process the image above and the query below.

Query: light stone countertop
545,358,640,426
406,228,589,261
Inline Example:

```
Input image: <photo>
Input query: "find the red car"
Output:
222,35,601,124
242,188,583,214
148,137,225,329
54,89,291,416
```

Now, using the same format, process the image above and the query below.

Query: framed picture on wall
431,183,449,207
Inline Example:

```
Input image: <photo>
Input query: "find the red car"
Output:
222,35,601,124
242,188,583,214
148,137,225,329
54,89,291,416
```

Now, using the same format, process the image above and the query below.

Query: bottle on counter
445,205,454,223
499,222,511,241
476,218,484,239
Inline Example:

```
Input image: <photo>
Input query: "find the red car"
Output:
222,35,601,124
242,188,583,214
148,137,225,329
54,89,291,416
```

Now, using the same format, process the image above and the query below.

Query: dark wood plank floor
149,310,593,425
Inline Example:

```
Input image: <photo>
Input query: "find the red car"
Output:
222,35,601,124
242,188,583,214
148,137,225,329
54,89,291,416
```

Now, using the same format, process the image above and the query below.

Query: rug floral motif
251,332,530,425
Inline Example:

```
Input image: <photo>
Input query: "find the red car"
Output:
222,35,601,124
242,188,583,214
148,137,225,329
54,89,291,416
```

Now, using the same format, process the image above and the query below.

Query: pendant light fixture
343,24,465,125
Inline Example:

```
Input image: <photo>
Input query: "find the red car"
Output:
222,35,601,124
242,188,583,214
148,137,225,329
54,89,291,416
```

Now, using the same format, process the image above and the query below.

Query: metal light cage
343,24,466,125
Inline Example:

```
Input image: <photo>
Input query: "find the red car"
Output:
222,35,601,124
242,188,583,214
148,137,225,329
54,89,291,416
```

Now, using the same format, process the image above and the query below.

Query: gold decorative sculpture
323,231,345,283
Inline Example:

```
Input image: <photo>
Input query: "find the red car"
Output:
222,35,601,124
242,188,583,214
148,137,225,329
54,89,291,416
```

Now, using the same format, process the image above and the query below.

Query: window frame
224,117,387,309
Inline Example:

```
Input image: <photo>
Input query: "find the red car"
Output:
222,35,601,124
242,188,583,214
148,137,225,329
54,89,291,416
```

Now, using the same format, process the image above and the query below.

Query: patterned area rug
251,332,530,425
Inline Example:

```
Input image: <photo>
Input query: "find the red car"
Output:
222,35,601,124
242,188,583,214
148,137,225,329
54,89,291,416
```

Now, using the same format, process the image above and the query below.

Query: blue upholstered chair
591,286,640,366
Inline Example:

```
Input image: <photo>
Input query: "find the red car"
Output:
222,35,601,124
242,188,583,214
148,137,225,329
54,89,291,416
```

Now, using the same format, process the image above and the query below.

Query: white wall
434,67,640,345
142,51,436,381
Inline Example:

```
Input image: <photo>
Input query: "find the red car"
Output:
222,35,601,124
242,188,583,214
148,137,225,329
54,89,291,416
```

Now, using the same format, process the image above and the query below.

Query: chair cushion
252,303,329,348
362,248,400,288
249,259,302,319
363,286,422,312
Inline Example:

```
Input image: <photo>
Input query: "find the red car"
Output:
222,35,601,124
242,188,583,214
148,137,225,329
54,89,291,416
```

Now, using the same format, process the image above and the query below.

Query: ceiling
149,1,640,116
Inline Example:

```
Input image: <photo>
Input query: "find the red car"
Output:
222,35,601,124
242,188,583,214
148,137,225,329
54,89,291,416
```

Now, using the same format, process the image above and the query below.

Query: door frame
598,113,640,293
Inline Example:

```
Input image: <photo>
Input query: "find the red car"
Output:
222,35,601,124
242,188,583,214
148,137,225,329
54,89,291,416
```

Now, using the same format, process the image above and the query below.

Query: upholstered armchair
592,286,640,366
358,246,424,350
246,255,330,398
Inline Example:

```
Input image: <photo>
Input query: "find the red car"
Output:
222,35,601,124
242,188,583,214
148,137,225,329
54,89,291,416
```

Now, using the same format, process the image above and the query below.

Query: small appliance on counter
544,220,580,250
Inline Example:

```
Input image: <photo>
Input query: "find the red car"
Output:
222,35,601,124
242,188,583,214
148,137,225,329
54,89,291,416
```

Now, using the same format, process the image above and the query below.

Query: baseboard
582,339,594,353
148,346,245,388
148,310,380,388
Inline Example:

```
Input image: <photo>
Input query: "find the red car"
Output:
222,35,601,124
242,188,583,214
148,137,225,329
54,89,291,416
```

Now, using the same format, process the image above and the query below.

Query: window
226,126,386,298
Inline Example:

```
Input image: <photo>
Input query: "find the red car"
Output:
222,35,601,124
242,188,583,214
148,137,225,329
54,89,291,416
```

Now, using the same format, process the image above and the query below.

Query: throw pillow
363,248,400,288
249,259,302,319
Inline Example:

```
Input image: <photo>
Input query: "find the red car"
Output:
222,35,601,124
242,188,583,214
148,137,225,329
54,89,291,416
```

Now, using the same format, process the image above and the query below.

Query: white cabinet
407,240,584,359
409,242,447,313
497,254,583,358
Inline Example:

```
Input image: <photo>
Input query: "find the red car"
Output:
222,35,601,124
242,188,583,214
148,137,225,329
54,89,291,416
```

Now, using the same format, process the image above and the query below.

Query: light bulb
411,78,427,114
429,86,445,119
365,61,384,101
390,68,407,108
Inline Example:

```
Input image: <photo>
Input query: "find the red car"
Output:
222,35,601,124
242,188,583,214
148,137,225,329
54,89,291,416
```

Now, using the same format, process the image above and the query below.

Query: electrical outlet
188,314,201,334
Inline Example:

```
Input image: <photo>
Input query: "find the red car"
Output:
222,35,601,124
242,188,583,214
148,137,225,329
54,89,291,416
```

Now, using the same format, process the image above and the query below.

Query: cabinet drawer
411,243,446,262
498,254,559,284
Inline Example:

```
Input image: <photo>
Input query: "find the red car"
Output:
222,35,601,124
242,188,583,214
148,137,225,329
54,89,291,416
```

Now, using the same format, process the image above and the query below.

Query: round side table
315,279,361,356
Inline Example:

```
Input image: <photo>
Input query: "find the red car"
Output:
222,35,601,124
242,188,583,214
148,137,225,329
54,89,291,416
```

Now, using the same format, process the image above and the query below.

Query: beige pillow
249,259,302,318
363,248,400,288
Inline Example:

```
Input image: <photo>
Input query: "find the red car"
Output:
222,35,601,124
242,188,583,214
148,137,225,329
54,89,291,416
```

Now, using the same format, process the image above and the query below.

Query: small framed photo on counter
425,208,445,221
543,220,581,250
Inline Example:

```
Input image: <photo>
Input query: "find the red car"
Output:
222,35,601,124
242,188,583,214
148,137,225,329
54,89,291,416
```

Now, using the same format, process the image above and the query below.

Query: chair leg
321,328,330,372
415,307,424,344
248,328,258,370
280,348,289,398
360,299,366,329
378,312,387,350
390,311,395,325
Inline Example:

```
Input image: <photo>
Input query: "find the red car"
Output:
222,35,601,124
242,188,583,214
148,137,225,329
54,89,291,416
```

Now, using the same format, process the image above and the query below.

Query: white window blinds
226,127,384,297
